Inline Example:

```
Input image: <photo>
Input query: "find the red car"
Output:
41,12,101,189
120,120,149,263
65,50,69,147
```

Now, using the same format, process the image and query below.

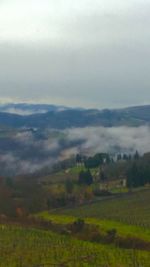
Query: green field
0,224,150,267
40,165,99,185
52,189,150,228
36,188,150,253
37,212,150,243
1,187,150,266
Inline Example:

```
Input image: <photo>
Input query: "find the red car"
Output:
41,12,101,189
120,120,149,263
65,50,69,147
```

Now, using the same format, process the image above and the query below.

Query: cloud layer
0,1,150,107
66,126,150,155
1,126,150,176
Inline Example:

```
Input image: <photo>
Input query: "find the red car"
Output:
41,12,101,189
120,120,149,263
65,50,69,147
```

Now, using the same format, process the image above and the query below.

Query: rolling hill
0,104,150,129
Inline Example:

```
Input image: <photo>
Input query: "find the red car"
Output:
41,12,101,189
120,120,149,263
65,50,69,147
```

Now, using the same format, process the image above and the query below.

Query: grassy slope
51,189,150,228
0,224,150,267
40,165,99,184
37,189,150,242
38,213,150,242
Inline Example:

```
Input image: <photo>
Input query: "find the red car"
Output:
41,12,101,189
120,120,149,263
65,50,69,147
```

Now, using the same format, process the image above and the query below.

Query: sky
0,0,150,109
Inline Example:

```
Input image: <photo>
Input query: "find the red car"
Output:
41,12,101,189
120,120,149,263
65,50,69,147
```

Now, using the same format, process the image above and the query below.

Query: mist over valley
0,103,150,176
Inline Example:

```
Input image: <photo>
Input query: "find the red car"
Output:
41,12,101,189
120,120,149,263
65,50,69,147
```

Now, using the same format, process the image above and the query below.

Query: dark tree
84,153,110,169
78,169,93,185
123,154,128,161
134,150,140,160
76,154,82,164
100,170,107,182
117,154,122,161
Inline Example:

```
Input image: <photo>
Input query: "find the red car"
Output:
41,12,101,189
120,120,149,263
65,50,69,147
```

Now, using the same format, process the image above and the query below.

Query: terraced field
37,213,150,243
53,188,150,228
1,188,149,266
0,224,150,267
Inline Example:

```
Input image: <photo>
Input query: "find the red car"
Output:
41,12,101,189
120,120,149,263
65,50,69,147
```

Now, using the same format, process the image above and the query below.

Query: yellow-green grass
51,189,150,228
0,224,150,267
37,212,150,242
68,166,99,175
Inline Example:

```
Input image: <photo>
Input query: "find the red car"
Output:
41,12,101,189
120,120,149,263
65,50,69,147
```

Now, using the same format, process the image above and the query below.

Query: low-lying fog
0,126,150,176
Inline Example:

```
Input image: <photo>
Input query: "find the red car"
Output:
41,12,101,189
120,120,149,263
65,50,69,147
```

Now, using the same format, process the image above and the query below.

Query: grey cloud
0,152,56,175
0,43,150,108
0,131,61,175
0,1,150,108
66,126,150,155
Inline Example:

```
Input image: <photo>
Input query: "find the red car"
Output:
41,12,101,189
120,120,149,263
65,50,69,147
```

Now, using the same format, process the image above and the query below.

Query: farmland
0,224,150,267
0,177,150,266
0,144,150,266
52,188,150,228
37,213,150,243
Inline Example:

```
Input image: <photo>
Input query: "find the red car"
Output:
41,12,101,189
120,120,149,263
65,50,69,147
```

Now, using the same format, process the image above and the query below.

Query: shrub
106,228,117,242
73,218,85,232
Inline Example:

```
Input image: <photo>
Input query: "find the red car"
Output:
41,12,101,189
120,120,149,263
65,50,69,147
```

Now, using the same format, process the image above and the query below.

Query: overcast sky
0,0,150,108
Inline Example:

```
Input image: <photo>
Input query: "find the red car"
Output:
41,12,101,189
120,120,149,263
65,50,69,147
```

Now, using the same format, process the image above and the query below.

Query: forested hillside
0,104,150,128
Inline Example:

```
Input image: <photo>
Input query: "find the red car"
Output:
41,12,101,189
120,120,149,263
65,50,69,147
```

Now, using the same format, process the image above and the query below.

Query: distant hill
0,103,68,115
0,104,150,129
